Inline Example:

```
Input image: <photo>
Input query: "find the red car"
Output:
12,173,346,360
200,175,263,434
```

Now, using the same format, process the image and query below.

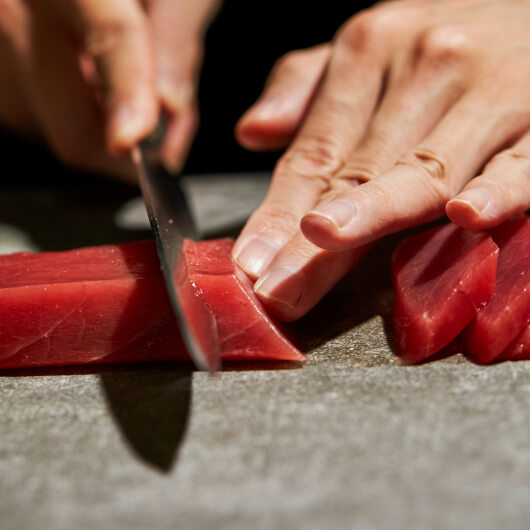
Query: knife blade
131,124,221,372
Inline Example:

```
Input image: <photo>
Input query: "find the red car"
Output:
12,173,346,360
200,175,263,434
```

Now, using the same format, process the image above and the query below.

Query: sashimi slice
465,216,530,364
0,239,304,369
499,324,530,361
392,223,499,364
182,239,303,362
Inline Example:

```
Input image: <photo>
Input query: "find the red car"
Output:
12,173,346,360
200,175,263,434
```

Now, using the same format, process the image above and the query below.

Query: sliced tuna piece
466,216,530,363
392,223,499,364
499,324,530,361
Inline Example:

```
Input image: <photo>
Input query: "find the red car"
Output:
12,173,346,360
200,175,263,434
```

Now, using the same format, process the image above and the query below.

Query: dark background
0,1,375,186
186,0,374,174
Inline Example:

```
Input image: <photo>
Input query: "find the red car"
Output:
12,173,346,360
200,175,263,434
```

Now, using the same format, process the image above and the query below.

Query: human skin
0,0,220,180
235,0,530,321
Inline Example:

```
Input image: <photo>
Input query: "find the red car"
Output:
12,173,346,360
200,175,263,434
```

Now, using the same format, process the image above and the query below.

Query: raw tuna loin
0,239,304,369
392,223,499,364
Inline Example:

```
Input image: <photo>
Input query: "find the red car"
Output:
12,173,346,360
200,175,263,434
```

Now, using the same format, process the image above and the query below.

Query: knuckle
415,25,473,67
399,149,447,180
499,148,530,165
488,149,530,174
332,161,379,189
336,8,391,53
278,134,346,187
273,50,306,77
85,18,145,58
398,149,452,201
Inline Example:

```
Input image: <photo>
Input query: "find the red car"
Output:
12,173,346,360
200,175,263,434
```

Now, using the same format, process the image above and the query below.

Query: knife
131,118,221,372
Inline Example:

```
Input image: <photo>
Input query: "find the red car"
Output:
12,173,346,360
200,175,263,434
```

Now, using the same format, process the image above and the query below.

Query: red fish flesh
0,239,304,369
392,223,499,364
500,324,530,361
465,216,530,363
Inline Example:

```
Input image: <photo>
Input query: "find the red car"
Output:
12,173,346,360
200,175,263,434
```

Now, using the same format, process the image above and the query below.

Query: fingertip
236,125,294,152
255,295,303,322
158,77,192,114
254,266,307,322
445,199,483,230
241,99,284,124
108,100,158,153
301,211,352,252
159,107,197,174
446,189,496,230
236,99,299,151
233,235,279,279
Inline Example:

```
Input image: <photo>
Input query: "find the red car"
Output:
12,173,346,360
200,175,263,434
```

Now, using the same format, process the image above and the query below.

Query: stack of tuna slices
392,214,529,364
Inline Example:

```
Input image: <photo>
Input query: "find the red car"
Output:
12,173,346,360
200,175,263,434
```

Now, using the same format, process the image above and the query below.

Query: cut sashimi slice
499,324,530,361
465,216,530,364
0,239,304,369
182,239,304,362
392,223,499,364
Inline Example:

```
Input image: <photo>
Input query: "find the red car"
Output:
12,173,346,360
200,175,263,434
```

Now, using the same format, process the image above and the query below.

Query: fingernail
162,158,182,175
113,105,145,148
158,78,191,113
234,236,279,277
449,188,491,214
246,98,287,121
254,266,305,310
308,199,358,230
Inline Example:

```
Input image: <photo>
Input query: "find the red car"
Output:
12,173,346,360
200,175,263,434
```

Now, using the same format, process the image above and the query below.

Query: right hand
0,0,221,181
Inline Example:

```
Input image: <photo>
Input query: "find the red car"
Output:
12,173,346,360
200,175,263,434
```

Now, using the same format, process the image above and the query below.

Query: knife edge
132,146,221,372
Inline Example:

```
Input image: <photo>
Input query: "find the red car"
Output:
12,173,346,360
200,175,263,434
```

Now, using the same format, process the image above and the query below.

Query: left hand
233,0,530,321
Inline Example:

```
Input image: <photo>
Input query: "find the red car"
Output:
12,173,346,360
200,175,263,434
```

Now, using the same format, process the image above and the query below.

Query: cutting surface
1,173,529,530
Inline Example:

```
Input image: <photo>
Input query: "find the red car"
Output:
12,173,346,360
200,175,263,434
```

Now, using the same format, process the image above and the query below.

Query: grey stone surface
114,173,271,237
1,174,529,530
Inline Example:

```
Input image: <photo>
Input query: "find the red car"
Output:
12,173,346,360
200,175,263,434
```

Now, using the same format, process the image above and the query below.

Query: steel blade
132,145,221,372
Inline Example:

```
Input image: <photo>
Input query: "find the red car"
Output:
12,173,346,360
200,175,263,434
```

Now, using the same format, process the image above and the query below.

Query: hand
234,0,530,321
0,0,220,180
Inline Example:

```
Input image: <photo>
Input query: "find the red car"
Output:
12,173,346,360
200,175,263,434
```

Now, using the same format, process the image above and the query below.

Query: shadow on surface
1,362,193,473
290,235,398,354
100,365,192,473
221,360,305,371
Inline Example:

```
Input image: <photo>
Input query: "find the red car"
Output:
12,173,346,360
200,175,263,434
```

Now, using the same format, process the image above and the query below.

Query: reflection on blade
174,252,220,371
132,145,221,372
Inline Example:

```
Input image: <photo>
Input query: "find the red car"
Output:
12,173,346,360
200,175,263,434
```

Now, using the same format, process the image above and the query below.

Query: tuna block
0,239,304,369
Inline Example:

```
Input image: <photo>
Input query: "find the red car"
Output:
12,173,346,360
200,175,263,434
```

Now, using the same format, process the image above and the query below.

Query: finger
48,0,158,152
148,13,202,171
328,51,465,195
302,89,530,251
253,236,369,321
236,45,331,151
0,0,37,136
149,1,218,171
26,5,135,179
253,61,465,317
158,106,198,173
149,0,219,112
446,134,530,229
233,14,393,278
